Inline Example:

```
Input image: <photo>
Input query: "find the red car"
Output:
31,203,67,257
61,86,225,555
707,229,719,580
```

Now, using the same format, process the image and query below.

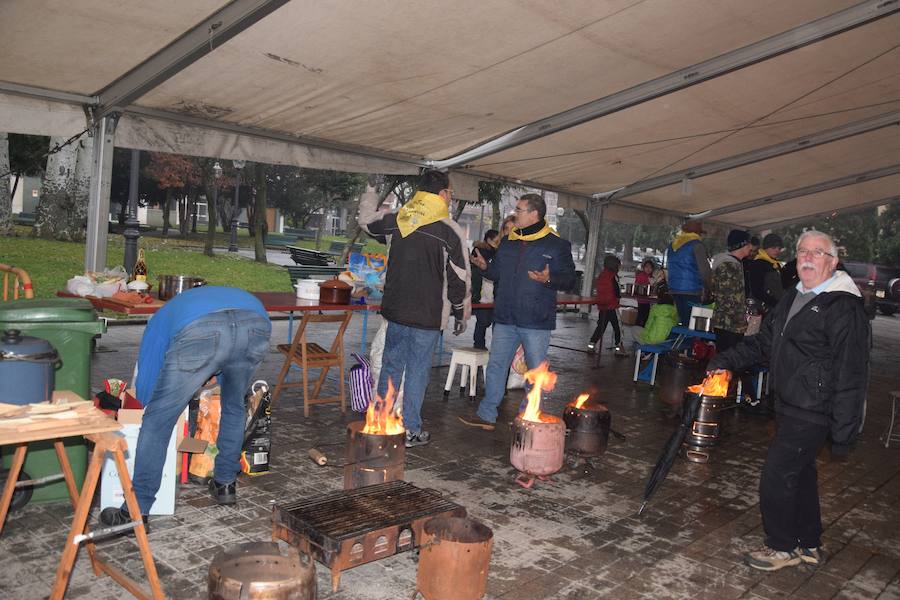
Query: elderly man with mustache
707,230,869,572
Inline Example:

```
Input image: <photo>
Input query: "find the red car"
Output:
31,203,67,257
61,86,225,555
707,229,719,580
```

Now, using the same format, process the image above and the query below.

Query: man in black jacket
359,170,470,447
746,233,786,310
708,230,868,572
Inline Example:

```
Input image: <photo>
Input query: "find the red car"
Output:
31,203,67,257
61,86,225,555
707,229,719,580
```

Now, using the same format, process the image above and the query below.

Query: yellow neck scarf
396,191,449,237
508,220,557,242
756,248,781,268
671,232,701,251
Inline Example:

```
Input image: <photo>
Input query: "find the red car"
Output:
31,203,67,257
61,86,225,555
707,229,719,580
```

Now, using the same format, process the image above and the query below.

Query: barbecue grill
272,481,466,592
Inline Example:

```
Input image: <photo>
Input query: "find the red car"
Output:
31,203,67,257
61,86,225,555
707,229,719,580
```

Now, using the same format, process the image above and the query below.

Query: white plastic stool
883,391,900,448
443,348,489,399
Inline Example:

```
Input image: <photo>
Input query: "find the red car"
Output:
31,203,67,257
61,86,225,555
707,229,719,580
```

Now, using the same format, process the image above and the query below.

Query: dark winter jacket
708,271,869,452
745,251,784,309
486,226,576,330
471,242,496,304
359,191,470,330
666,235,711,295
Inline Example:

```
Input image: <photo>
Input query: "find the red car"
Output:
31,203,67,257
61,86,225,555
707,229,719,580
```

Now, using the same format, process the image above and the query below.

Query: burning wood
521,362,560,423
687,370,731,397
362,379,405,435
570,393,590,409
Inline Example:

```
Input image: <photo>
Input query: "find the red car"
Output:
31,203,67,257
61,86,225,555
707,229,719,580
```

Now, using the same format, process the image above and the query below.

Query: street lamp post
213,159,222,233
123,149,141,277
229,159,246,252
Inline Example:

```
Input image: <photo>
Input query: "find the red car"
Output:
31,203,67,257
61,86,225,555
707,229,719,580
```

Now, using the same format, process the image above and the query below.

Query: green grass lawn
1,230,287,299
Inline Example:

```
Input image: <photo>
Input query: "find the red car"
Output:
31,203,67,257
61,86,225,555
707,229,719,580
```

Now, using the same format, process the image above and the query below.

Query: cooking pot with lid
319,279,352,304
157,275,206,301
0,329,59,405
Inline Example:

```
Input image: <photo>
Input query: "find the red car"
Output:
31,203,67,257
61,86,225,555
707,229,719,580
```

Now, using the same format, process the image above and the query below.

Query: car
843,261,900,316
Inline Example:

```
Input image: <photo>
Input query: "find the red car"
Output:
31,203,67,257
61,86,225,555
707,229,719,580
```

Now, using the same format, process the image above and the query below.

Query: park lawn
0,233,292,299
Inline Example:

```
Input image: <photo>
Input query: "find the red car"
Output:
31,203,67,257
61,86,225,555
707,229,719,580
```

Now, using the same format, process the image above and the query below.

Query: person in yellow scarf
357,170,471,448
746,233,786,310
665,220,712,326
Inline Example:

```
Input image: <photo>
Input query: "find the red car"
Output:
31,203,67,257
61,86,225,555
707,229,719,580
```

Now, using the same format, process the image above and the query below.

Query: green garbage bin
0,298,106,503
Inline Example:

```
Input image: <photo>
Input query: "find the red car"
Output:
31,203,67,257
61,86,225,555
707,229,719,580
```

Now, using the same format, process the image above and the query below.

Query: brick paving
1,310,899,599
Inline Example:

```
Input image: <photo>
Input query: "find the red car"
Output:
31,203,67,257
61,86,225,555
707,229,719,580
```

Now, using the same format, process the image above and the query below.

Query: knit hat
727,229,751,251
762,233,784,249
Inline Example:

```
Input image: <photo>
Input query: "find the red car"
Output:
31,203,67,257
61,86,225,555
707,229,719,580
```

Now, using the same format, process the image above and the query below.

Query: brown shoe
458,414,496,431
744,546,801,571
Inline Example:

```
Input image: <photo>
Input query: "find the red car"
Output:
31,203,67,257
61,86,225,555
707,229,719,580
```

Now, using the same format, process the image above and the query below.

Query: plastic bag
506,345,527,389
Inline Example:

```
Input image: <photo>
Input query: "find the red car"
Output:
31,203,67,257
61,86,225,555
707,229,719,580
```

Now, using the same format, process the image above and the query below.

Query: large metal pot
0,329,58,405
157,275,205,300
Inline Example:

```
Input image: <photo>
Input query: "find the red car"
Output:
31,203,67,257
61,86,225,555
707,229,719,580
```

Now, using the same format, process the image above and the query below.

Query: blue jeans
131,310,271,514
377,320,440,435
476,323,551,423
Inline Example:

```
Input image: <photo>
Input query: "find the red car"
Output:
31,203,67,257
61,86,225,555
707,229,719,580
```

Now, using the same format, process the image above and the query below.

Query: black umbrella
638,392,702,515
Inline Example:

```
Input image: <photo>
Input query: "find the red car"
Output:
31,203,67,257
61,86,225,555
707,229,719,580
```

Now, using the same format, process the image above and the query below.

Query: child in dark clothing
589,255,626,356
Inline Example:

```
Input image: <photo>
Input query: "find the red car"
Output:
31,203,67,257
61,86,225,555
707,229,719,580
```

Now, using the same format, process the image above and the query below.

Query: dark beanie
727,229,751,251
762,233,784,249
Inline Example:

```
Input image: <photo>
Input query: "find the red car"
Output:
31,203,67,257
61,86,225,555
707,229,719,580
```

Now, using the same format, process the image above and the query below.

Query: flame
570,393,590,409
687,371,732,397
362,379,405,435
520,362,558,423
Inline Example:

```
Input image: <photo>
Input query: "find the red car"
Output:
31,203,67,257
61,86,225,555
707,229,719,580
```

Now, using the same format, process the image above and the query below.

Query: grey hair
796,229,838,257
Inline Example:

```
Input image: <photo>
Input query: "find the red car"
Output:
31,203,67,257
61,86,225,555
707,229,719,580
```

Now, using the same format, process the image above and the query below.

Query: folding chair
271,311,353,416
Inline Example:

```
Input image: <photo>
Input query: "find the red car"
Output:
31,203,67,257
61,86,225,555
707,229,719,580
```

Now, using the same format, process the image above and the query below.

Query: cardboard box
100,408,184,515
619,307,638,326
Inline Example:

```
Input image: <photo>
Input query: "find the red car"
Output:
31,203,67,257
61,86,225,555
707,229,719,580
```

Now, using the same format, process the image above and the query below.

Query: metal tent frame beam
432,0,899,170
0,81,95,106
604,109,900,200
94,0,291,118
754,195,900,230
693,163,900,220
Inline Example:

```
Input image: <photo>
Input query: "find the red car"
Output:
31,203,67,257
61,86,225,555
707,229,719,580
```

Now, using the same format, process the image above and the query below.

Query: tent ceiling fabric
1,0,898,226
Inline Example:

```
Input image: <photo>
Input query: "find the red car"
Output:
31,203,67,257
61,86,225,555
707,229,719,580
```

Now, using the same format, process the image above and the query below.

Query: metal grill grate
274,481,462,541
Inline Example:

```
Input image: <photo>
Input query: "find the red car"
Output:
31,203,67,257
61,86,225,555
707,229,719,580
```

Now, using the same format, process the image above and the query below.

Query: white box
100,409,180,516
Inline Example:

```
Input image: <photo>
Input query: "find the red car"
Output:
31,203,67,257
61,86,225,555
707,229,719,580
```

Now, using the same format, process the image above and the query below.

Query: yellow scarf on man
508,220,558,241
755,248,782,269
396,191,449,237
671,232,701,251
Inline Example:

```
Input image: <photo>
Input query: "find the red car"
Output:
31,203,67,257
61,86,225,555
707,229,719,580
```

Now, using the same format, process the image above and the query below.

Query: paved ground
2,310,899,599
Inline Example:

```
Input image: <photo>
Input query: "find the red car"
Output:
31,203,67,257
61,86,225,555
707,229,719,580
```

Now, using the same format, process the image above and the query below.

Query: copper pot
318,279,351,304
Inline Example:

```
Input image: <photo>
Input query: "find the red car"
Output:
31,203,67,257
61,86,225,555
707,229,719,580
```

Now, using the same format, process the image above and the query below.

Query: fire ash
687,370,731,397
362,379,405,435
521,362,560,423
570,393,590,409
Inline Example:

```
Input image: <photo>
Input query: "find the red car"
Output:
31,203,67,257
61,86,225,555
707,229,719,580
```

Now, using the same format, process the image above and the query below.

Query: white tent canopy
2,0,899,271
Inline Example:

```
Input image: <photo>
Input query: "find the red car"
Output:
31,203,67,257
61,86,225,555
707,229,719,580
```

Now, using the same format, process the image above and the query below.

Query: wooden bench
286,245,334,266
264,233,300,249
285,265,345,285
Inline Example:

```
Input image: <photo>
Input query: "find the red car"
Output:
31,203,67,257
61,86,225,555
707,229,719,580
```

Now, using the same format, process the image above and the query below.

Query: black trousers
760,416,829,551
473,308,493,349
636,303,651,327
590,309,621,345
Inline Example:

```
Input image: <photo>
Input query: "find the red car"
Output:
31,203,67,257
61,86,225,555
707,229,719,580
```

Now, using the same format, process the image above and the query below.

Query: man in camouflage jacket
711,230,754,354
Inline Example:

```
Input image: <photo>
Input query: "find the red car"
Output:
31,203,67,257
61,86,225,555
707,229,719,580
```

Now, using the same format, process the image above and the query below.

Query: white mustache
800,262,816,270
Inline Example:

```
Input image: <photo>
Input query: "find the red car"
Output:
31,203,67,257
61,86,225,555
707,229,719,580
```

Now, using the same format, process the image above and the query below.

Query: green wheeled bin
0,298,106,504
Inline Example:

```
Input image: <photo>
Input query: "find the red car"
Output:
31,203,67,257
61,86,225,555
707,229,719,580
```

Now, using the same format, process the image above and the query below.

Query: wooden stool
883,391,900,448
443,348,489,399
0,401,163,600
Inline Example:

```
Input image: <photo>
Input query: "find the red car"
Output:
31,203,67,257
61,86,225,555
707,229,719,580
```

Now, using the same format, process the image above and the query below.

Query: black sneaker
458,414,496,431
405,431,431,448
208,479,237,505
98,506,150,535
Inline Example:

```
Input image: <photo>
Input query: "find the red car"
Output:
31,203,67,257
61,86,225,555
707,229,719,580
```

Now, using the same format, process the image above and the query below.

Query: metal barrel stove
208,541,316,600
682,392,727,463
416,516,493,600
562,404,611,458
343,421,405,489
510,415,565,487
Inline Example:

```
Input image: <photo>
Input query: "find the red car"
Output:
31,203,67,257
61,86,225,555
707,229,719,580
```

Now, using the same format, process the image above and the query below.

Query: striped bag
349,352,373,413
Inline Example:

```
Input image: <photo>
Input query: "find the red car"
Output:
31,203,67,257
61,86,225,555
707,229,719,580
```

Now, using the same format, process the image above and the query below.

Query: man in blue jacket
666,220,711,326
460,193,575,430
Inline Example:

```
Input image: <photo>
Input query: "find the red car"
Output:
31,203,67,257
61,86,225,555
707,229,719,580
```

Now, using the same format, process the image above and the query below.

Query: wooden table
0,392,163,600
